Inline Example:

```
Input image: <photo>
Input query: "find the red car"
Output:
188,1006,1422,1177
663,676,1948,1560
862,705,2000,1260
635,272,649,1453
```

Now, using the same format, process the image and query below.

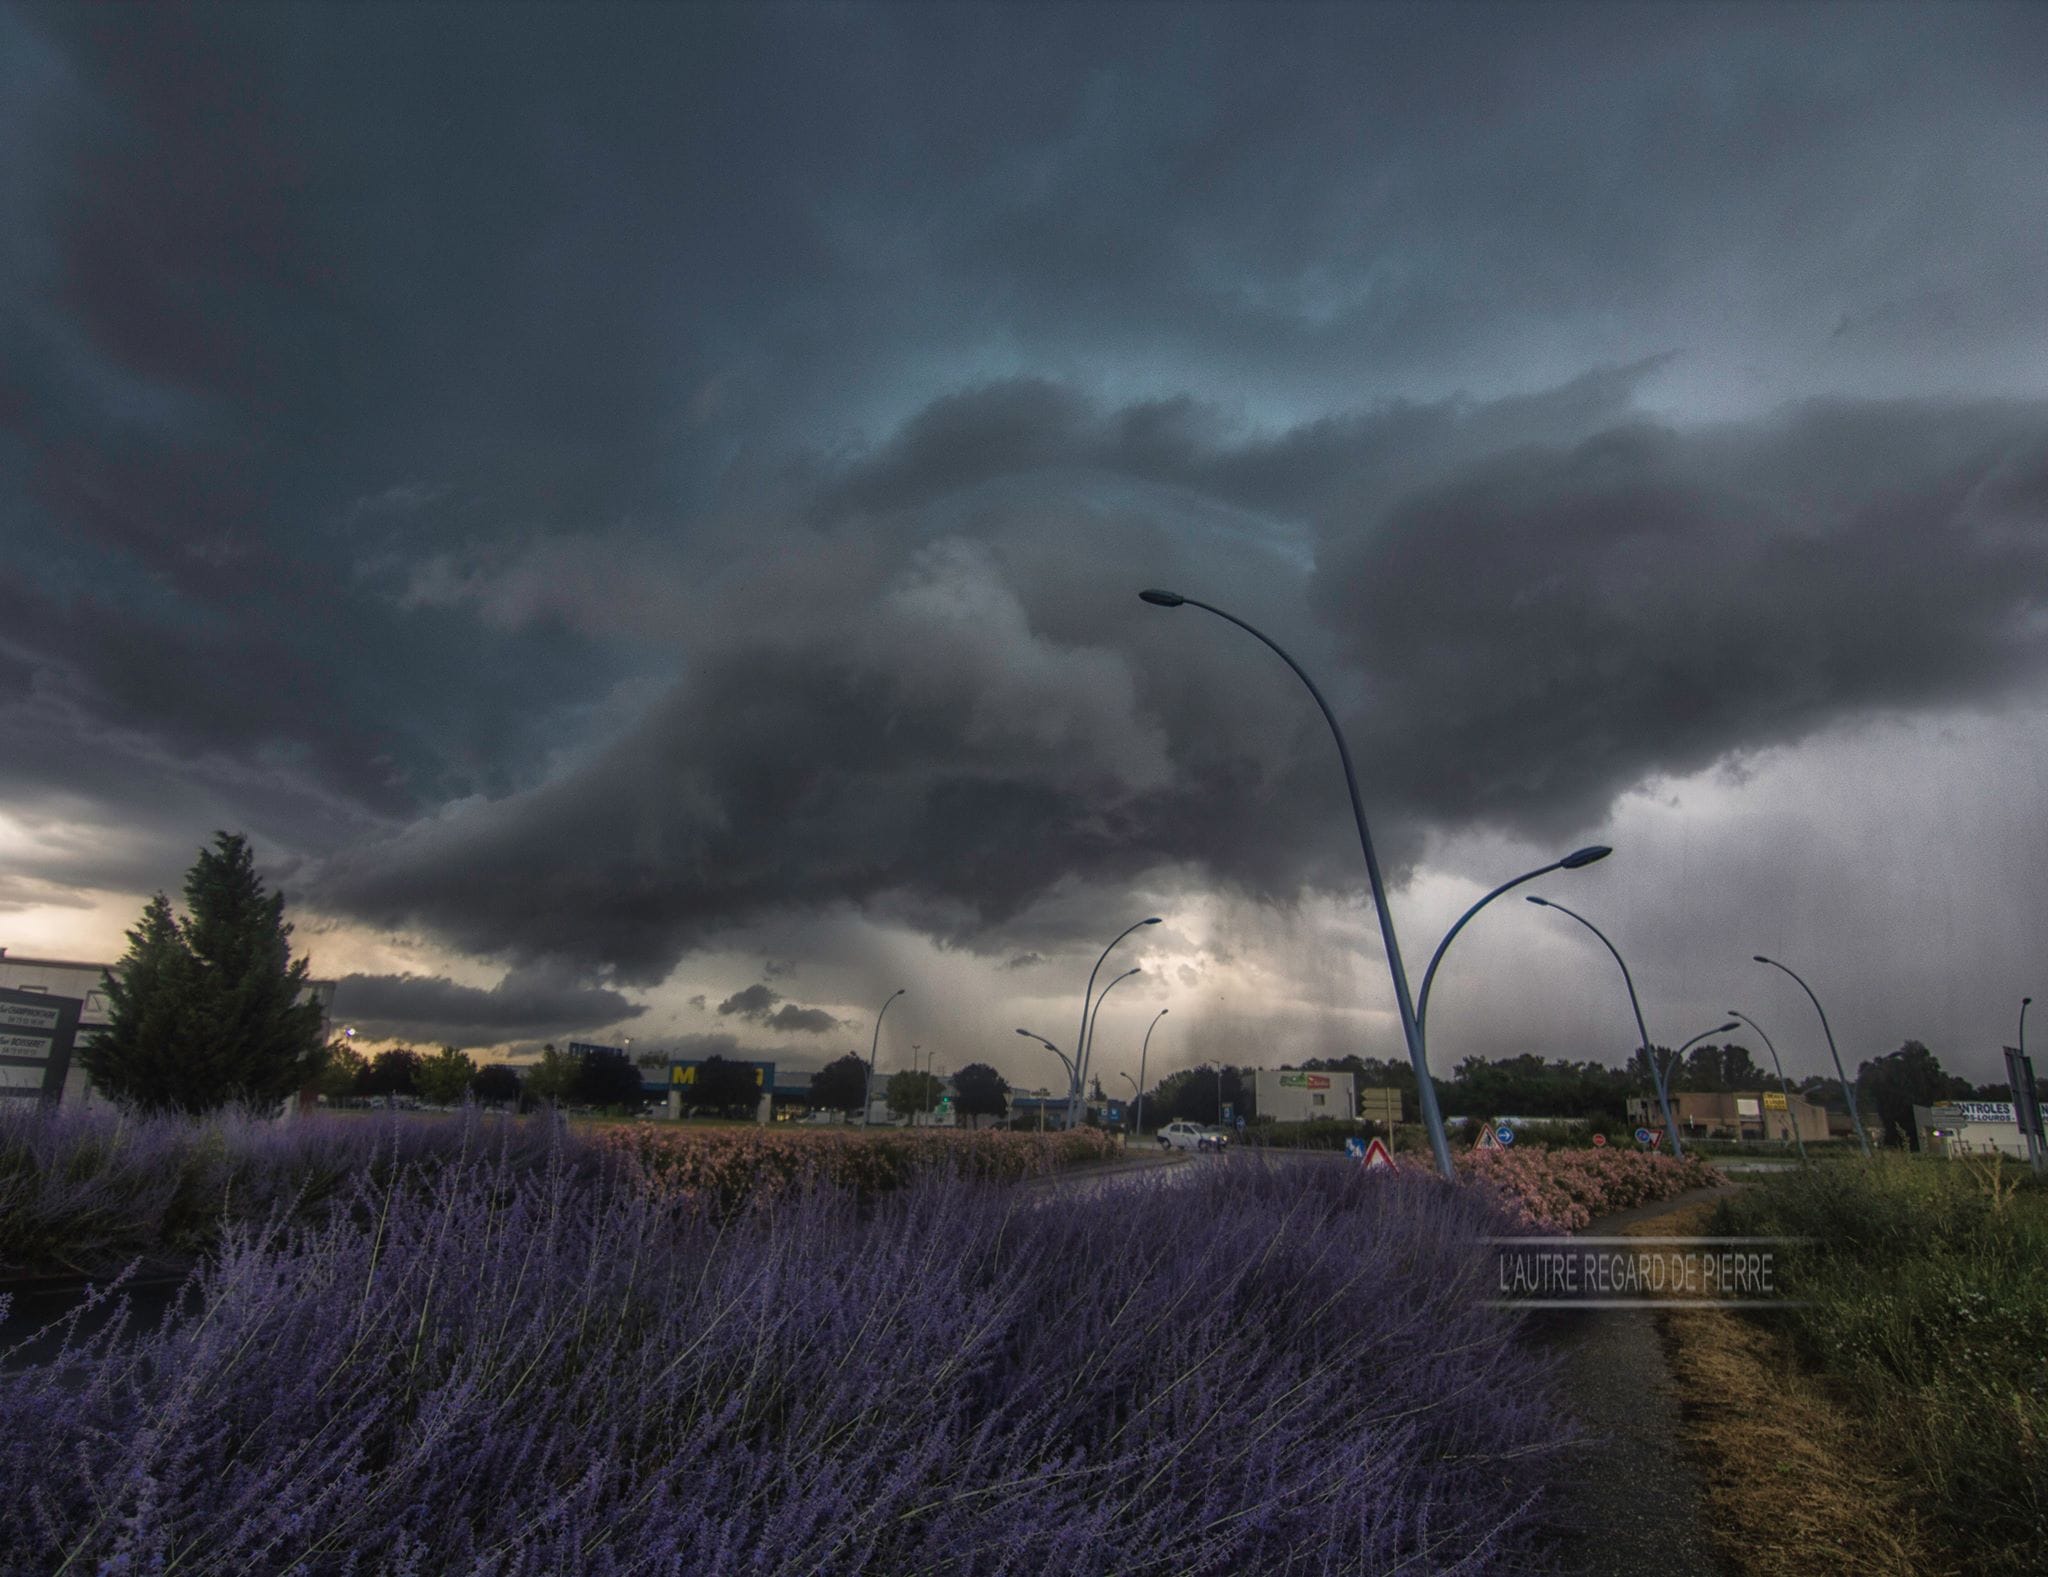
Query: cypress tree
82,832,327,1113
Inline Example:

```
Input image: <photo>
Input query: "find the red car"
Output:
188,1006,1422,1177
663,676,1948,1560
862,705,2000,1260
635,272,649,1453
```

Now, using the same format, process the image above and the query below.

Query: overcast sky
4,2,2046,1090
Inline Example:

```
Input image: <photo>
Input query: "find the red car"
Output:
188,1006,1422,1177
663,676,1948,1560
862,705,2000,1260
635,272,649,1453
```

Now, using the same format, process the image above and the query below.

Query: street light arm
1149,590,1453,1181
1755,954,1870,1158
1080,967,1140,1100
1418,862,1561,1035
1730,1008,1808,1164
1527,895,1684,1157
1074,918,1159,1120
861,988,906,1127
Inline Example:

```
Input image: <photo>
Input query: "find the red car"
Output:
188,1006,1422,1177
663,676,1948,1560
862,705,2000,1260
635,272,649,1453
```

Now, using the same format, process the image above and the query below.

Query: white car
1157,1120,1228,1153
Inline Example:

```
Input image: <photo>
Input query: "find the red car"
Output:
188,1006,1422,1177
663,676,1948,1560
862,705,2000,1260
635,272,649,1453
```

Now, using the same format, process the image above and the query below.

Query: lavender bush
0,1101,590,1276
0,1132,1571,1574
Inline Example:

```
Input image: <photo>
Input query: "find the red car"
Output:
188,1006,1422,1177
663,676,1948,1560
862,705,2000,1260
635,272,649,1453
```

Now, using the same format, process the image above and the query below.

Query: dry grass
1618,1202,1944,1577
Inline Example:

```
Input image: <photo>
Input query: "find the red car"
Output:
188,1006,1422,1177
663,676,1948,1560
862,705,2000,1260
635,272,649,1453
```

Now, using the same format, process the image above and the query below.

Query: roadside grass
1621,1202,1938,1576
1699,1157,2048,1575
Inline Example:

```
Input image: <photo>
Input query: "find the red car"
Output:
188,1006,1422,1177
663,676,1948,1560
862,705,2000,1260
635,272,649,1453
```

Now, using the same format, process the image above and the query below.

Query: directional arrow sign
1634,1127,1653,1145
1495,1125,1516,1147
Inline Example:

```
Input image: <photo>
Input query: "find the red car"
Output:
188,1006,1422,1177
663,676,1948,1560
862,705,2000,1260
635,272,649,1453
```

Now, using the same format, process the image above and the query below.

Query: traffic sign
1361,1136,1394,1171
1592,1132,1608,1147
1475,1124,1499,1151
1221,1103,1234,1122
1344,1137,1366,1160
1634,1127,1653,1145
1648,1130,1663,1148
1495,1125,1515,1147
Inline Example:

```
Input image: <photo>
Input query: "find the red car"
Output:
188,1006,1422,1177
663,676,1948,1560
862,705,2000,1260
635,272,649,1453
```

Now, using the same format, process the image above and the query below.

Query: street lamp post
1651,1022,1742,1145
1073,917,1155,1122
1016,1028,1077,1128
1525,896,1689,1157
1139,588,1454,1180
1073,918,1162,1128
1134,1008,1167,1137
1080,967,1141,1115
1117,1071,1137,1131
1753,956,1870,1158
861,988,906,1129
2020,998,2043,1172
1416,848,1612,1035
1727,1009,1808,1164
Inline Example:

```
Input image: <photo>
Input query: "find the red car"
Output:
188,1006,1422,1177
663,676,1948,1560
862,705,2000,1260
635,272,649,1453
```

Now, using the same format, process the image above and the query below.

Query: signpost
0,987,83,1106
1592,1132,1608,1147
1494,1124,1516,1148
1634,1126,1654,1146
1345,1136,1366,1160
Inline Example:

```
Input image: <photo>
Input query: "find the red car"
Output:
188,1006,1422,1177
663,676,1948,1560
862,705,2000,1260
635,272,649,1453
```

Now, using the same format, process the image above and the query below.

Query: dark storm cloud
321,373,2048,980
7,3,2048,1002
716,984,781,1020
715,982,841,1033
332,970,644,1045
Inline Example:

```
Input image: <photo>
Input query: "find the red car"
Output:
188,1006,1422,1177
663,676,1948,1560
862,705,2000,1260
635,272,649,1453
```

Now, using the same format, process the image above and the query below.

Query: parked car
1158,1120,1229,1153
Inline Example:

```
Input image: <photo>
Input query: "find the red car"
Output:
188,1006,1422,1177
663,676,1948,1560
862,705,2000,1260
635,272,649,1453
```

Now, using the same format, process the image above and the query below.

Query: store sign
0,987,81,1103
1957,1101,2016,1125
1762,1092,1788,1111
1277,1072,1331,1090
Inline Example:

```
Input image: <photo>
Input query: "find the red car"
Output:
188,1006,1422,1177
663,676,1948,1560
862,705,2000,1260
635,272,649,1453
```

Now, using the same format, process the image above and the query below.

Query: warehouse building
1255,1067,1358,1123
1625,1088,1832,1144
1914,1101,2032,1159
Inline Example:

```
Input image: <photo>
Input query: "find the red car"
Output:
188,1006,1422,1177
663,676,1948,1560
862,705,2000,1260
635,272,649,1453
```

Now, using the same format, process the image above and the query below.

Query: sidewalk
1533,1182,1746,1577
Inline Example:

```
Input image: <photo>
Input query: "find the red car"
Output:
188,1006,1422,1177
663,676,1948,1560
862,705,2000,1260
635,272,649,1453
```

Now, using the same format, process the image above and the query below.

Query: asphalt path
1533,1182,1745,1577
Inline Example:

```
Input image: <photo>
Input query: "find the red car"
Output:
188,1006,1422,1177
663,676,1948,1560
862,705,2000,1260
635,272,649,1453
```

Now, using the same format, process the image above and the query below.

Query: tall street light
1416,846,1613,1035
1652,1021,1742,1147
1016,1028,1076,1126
1139,588,1454,1180
1074,918,1161,1128
1080,966,1141,1110
1525,896,1688,1157
1727,1009,1807,1164
861,988,906,1129
1753,955,1870,1158
1134,1008,1167,1137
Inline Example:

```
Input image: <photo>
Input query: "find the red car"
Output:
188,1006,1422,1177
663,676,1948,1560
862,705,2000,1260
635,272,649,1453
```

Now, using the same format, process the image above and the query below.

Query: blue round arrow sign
1494,1125,1515,1146
1634,1127,1653,1144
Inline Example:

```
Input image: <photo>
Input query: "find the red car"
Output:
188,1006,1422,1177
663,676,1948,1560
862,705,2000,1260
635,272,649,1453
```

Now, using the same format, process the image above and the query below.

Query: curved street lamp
1079,966,1141,1109
1753,955,1870,1157
1134,1008,1167,1137
1139,588,1453,1179
1526,895,1688,1156
1727,1008,1807,1164
1073,918,1161,1127
1016,1027,1076,1124
860,988,906,1128
1416,845,1613,1034
1651,1021,1742,1146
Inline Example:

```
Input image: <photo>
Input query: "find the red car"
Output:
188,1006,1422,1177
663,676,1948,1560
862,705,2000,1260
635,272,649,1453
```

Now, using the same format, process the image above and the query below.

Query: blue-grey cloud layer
5,3,2047,1038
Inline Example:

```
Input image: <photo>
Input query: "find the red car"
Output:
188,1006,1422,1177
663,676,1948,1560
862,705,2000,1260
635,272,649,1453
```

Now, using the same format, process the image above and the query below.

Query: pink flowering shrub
1451,1147,1723,1232
603,1124,1121,1211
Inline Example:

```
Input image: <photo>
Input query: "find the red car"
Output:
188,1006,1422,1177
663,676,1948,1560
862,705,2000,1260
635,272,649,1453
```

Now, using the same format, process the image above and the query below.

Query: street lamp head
1142,916,1162,926
1559,845,1612,869
1138,589,1185,607
1525,895,1550,907
1714,1022,1739,1035
1752,955,1772,965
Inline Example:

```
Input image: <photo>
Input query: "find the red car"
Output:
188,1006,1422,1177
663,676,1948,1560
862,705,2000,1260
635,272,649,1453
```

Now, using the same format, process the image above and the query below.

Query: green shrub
1713,1154,2048,1571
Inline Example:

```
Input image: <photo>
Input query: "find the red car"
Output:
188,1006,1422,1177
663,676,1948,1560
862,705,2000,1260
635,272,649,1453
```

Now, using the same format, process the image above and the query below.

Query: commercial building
0,948,336,1107
1625,1088,1832,1144
1255,1067,1358,1124
1914,1102,2032,1160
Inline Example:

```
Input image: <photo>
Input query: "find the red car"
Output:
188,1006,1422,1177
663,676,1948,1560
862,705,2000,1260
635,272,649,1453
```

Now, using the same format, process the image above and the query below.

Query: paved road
1535,1183,1744,1577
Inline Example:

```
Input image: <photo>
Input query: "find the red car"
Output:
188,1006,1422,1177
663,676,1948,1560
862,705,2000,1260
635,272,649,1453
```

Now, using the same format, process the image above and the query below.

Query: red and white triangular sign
1474,1123,1499,1151
1361,1136,1394,1171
